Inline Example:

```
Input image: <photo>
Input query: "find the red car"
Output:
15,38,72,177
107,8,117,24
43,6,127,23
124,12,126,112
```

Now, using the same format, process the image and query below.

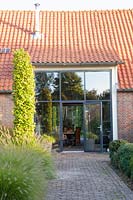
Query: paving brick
46,152,133,200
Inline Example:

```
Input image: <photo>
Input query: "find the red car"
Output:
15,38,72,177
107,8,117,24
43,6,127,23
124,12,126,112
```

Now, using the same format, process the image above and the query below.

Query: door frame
83,101,103,152
60,102,84,151
59,101,105,152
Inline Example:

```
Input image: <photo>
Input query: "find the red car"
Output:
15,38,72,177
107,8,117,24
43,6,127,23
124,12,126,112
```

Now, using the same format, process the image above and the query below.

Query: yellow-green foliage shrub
13,48,35,144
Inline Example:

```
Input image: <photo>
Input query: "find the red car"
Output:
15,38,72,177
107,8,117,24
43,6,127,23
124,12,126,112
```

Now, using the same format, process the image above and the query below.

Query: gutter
117,89,133,92
0,90,12,94
32,61,124,67
1,89,132,94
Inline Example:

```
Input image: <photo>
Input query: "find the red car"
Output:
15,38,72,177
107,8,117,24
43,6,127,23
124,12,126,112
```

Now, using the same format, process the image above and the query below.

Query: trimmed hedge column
13,49,35,143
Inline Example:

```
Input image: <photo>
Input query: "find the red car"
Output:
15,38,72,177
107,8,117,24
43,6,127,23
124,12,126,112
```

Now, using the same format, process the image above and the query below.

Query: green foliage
109,140,127,158
110,151,120,168
109,139,127,168
41,151,55,180
0,145,46,200
0,125,15,145
109,140,133,180
86,132,98,140
118,143,133,177
41,88,52,133
23,142,56,180
13,48,35,143
86,89,97,100
52,106,57,131
0,124,55,152
41,134,56,144
130,157,133,181
36,134,56,152
53,72,84,100
0,126,55,199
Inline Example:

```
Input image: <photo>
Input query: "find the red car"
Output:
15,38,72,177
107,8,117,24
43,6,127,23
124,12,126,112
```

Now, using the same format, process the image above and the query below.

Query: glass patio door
62,103,84,151
84,102,103,152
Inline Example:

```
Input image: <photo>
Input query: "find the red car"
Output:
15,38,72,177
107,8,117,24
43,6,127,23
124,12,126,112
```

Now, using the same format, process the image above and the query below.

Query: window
35,72,59,101
85,71,110,100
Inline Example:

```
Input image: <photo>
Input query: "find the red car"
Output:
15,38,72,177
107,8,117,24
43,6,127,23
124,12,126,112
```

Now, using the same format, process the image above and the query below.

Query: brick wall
0,92,133,141
0,94,13,128
117,91,133,142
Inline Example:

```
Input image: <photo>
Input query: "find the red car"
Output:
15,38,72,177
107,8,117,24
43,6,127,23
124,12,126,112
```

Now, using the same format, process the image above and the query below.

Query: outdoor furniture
75,127,81,145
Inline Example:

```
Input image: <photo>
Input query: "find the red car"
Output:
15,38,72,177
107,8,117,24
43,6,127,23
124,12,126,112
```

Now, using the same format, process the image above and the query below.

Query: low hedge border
109,140,133,181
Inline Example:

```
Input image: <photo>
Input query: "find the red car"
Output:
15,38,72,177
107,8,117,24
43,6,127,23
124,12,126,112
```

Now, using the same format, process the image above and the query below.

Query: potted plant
85,132,98,152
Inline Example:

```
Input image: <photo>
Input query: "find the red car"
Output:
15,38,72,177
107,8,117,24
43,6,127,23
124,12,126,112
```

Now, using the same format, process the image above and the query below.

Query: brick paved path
46,152,133,200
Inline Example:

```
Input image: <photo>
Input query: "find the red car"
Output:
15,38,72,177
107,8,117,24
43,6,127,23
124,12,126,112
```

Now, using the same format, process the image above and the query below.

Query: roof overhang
117,89,133,92
0,90,12,94
32,61,124,67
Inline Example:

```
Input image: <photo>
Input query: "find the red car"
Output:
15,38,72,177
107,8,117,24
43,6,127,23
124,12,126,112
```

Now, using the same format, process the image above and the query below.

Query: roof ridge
0,9,132,13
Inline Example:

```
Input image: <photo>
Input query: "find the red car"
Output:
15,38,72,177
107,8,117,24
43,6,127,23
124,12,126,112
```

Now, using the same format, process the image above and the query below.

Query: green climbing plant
13,48,35,144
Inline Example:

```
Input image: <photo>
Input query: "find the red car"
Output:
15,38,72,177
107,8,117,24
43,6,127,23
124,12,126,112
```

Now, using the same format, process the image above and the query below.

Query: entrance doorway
84,103,102,152
84,102,110,152
62,103,84,151
61,102,111,152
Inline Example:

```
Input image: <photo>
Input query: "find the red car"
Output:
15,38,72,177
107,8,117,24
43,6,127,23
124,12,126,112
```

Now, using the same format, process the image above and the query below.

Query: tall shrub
13,48,35,144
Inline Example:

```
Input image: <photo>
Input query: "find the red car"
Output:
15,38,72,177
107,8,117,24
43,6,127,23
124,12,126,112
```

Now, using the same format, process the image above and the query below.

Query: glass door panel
35,102,60,136
62,103,84,150
84,103,103,152
102,102,111,150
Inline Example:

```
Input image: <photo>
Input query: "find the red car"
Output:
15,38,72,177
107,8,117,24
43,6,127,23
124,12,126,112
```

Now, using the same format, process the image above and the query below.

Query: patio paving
46,152,133,200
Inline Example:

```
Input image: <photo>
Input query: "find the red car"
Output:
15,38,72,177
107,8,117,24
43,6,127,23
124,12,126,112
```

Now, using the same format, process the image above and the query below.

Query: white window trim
111,66,118,140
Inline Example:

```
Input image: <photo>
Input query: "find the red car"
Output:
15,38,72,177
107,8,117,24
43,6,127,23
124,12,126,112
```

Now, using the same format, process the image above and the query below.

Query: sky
0,0,133,10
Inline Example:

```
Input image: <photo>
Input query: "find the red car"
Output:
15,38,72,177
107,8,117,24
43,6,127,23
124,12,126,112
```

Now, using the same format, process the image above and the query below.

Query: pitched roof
0,10,133,91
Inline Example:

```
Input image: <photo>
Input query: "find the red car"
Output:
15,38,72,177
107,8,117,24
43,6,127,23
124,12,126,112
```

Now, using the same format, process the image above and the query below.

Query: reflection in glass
34,70,112,151
102,102,111,138
35,102,60,136
85,104,100,137
63,104,84,146
85,103,101,151
63,104,83,130
35,72,59,101
85,72,110,100
61,72,84,100
35,71,110,101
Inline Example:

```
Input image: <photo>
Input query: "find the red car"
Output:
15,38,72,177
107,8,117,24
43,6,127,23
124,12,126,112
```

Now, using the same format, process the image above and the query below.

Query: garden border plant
109,140,133,188
109,139,127,168
0,49,55,199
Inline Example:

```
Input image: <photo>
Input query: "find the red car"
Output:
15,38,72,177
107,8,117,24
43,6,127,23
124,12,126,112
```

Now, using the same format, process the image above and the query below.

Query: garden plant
109,140,133,181
0,49,55,199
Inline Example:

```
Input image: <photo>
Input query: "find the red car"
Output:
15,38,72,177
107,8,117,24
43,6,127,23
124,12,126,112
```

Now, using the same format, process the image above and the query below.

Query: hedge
109,139,127,168
109,140,133,181
118,143,133,178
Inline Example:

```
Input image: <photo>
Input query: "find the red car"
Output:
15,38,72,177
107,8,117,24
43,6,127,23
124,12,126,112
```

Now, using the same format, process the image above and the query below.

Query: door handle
97,125,102,132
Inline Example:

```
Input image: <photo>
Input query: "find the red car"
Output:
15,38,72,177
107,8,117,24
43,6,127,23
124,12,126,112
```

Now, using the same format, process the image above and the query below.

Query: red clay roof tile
0,10,133,90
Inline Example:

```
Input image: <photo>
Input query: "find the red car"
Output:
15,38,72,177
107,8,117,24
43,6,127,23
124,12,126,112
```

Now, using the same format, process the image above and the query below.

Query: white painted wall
111,66,118,140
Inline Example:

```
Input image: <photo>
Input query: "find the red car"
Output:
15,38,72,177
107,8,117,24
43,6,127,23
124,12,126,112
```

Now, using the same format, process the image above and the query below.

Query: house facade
0,10,132,151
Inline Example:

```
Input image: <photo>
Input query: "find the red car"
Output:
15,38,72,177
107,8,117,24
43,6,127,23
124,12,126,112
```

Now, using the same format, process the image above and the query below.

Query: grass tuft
0,145,54,200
